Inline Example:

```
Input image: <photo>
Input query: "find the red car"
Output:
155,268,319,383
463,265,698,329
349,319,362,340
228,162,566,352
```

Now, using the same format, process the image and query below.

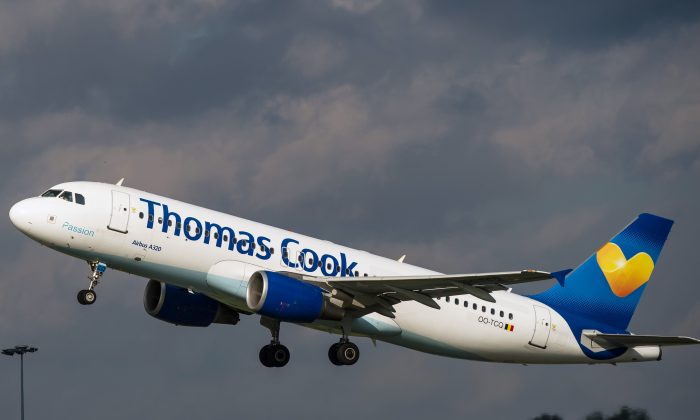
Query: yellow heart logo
596,242,654,297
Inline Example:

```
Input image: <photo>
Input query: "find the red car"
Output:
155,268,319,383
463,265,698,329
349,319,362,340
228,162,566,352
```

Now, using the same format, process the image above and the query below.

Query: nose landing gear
78,261,106,305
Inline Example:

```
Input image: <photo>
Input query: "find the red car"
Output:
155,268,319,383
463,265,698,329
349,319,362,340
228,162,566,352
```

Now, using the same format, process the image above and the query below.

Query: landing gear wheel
328,343,342,366
270,345,290,367
336,342,360,365
77,289,97,305
259,345,273,367
79,261,106,306
259,344,290,368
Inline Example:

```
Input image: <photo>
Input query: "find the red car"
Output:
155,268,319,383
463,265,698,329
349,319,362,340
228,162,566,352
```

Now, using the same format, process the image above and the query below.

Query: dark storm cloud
425,0,700,49
1,1,700,419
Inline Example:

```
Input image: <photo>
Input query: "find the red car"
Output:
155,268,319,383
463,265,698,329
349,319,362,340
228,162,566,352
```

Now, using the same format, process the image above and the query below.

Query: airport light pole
2,345,38,420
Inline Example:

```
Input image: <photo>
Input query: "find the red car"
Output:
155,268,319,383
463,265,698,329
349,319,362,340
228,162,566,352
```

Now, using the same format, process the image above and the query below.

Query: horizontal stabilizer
584,332,700,347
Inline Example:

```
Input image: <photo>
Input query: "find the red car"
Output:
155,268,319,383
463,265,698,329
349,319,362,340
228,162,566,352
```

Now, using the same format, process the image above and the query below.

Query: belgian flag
504,324,515,332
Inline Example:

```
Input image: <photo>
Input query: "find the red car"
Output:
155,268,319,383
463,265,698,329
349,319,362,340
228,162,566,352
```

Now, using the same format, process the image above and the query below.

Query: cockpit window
58,191,73,202
41,189,63,198
75,194,86,205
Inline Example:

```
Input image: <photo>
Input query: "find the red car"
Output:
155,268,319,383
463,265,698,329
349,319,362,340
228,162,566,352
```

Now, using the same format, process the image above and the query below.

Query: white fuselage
9,181,659,364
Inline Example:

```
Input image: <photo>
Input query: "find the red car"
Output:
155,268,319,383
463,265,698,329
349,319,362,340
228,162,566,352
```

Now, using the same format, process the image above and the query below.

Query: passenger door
529,305,552,349
108,190,130,233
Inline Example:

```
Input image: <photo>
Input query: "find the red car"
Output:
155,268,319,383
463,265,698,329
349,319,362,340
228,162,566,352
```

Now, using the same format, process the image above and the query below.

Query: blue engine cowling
144,280,239,327
246,271,344,322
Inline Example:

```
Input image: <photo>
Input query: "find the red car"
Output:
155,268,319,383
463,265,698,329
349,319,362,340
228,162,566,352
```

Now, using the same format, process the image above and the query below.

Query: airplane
7,180,699,367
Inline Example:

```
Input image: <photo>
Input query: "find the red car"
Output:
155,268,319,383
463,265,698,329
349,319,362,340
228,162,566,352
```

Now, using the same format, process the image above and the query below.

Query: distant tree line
531,406,651,420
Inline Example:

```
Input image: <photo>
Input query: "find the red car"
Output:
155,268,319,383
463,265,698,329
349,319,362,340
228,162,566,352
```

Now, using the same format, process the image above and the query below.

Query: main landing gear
257,318,360,368
328,327,360,366
259,317,290,368
78,261,107,305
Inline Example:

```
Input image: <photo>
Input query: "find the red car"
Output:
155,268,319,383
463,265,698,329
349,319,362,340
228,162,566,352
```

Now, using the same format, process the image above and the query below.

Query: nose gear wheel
78,261,107,305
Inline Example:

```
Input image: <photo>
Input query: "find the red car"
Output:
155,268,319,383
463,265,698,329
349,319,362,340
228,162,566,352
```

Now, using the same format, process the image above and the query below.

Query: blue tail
531,213,673,333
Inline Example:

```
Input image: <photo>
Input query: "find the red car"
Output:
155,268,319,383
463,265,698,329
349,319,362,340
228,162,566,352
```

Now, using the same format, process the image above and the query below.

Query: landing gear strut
78,261,106,305
328,326,360,366
259,317,290,368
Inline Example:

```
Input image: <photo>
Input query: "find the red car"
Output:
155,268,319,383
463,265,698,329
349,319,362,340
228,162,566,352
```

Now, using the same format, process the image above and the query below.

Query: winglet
551,269,573,287
116,178,125,186
397,255,406,263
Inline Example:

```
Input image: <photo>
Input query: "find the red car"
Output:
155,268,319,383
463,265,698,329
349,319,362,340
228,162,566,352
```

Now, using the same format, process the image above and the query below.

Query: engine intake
246,271,344,322
144,280,239,327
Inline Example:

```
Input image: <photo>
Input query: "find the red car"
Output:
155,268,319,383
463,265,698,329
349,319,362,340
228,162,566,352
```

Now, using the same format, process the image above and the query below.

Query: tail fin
531,213,673,332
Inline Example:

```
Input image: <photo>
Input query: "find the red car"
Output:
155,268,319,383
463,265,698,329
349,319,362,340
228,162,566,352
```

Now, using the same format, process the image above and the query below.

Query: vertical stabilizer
531,213,673,333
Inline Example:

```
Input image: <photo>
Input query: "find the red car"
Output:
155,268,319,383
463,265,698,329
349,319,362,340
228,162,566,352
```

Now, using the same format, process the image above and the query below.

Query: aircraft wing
584,332,700,347
292,270,553,318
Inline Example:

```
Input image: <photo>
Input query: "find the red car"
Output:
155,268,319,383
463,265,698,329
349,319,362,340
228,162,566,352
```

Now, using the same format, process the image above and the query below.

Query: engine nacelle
246,271,344,322
144,280,239,327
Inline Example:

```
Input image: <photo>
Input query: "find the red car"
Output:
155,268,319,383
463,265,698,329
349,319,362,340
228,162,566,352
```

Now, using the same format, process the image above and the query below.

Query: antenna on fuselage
116,178,124,186
398,255,406,263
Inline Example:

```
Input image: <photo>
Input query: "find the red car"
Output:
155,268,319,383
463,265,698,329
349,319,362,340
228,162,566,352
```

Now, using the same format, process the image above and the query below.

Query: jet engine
246,271,344,322
144,279,239,327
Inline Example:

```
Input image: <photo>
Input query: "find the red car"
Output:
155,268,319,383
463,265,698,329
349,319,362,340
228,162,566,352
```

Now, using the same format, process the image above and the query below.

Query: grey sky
1,1,699,418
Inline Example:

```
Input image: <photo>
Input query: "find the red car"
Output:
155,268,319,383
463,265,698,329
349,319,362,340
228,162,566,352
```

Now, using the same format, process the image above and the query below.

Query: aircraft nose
9,199,32,233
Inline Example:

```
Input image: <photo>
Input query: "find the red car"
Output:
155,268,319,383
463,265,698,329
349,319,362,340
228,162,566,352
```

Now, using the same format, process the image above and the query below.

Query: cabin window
490,308,495,315
223,235,228,242
297,254,302,262
139,212,144,219
455,298,459,305
354,271,359,277
509,313,513,320
195,227,201,235
364,273,368,277
59,191,73,202
472,303,477,310
75,194,86,205
482,306,486,313
149,214,154,222
327,263,332,270
176,222,181,230
464,301,468,308
270,248,275,255
157,217,163,224
205,230,210,237
213,232,218,239
41,189,62,198
500,310,504,318
446,296,450,303
309,258,314,265
168,220,172,227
